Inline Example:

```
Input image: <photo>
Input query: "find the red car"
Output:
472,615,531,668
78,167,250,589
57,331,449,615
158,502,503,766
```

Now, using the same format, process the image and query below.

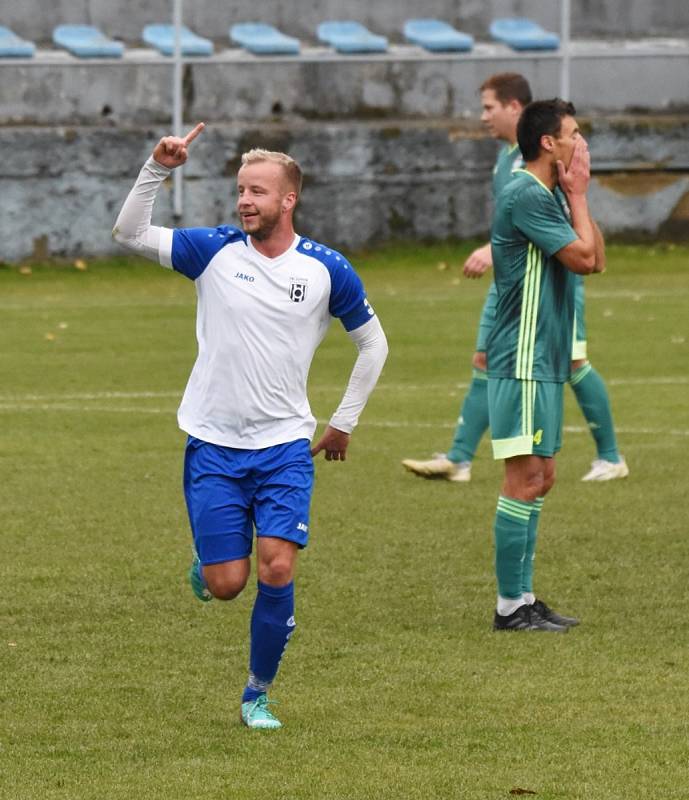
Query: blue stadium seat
142,24,214,56
230,23,300,55
489,18,560,51
52,25,124,58
403,19,473,52
317,21,388,54
0,26,35,57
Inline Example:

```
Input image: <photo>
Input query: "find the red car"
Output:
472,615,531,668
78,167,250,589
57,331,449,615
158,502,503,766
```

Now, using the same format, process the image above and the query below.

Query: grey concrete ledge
2,38,689,127
4,38,688,66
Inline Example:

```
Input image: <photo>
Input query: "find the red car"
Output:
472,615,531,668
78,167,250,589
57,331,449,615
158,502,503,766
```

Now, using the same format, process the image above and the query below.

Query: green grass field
1,243,688,799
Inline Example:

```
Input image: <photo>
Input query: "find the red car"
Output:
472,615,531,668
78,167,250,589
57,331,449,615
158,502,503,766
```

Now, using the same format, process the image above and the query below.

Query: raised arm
112,123,205,261
553,137,597,275
150,122,205,170
310,316,388,461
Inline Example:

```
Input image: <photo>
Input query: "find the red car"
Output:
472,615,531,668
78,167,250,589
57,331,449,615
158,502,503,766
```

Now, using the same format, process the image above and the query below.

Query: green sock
522,497,544,595
494,496,534,599
569,363,620,462
447,369,489,463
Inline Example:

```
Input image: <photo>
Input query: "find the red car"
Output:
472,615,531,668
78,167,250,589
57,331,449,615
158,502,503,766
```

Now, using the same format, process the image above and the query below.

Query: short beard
243,214,280,241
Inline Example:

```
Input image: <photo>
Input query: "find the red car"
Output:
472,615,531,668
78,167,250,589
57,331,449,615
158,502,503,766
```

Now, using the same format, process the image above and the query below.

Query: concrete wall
5,0,689,44
3,40,689,128
2,117,688,263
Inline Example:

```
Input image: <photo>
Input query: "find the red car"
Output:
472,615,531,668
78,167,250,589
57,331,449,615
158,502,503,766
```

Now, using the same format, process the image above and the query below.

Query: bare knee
542,461,556,495
472,351,487,371
503,455,554,502
257,538,298,587
519,475,547,502
204,560,250,600
258,555,294,587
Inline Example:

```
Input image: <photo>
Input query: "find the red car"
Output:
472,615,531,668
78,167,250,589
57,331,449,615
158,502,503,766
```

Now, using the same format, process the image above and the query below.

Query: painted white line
0,390,182,402
353,420,689,437
584,289,689,300
0,288,685,313
0,299,193,312
0,375,686,404
0,404,174,415
0,402,687,437
606,376,689,386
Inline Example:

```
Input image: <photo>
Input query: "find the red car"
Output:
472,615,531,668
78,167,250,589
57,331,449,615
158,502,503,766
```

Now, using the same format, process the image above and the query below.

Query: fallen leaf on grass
509,789,537,796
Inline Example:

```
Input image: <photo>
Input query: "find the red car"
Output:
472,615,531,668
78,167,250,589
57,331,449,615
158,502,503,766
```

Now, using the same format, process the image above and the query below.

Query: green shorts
572,279,587,360
488,378,564,459
475,282,498,353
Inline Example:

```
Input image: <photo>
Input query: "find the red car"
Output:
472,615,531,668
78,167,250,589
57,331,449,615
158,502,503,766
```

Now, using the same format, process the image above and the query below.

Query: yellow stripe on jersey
521,379,535,439
517,242,542,380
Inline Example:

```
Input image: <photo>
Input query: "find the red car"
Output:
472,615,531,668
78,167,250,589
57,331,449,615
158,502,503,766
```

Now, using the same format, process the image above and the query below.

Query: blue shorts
183,437,314,566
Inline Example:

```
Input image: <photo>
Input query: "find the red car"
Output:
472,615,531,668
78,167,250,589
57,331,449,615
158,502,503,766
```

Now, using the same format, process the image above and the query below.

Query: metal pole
560,0,571,100
172,0,184,218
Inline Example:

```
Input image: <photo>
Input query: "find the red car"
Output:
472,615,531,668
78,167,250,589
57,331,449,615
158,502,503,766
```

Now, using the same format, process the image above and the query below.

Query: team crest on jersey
289,279,308,303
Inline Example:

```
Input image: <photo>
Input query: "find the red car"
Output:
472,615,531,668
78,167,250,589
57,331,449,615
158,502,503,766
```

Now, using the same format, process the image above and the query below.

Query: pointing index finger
184,122,205,145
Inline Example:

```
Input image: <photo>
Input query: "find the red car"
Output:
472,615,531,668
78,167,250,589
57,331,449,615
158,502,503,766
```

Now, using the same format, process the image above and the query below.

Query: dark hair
517,99,576,161
479,73,532,107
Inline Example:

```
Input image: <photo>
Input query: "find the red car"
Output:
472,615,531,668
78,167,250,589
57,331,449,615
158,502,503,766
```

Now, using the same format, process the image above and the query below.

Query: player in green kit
403,73,530,482
488,99,605,631
402,75,628,484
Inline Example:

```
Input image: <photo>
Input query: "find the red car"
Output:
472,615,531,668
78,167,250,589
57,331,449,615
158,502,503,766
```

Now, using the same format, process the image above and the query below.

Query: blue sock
242,581,296,704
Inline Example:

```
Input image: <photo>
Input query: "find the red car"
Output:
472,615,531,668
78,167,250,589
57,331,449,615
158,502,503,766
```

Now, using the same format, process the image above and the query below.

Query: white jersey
158,225,375,449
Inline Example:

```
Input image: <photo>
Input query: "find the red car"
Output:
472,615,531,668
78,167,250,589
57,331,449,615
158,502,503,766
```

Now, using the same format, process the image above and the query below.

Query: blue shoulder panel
171,225,246,280
297,238,375,331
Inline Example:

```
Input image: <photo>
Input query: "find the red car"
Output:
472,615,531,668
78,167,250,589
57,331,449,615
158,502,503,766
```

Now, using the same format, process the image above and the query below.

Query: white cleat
401,455,471,482
581,456,629,482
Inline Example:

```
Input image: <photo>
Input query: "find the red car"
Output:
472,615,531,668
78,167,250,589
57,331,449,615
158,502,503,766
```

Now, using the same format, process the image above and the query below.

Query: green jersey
488,170,578,383
492,142,525,200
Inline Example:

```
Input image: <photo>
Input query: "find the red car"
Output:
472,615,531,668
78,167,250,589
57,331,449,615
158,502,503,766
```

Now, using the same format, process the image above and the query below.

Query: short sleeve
297,238,377,332
512,185,577,257
328,257,376,331
171,226,245,279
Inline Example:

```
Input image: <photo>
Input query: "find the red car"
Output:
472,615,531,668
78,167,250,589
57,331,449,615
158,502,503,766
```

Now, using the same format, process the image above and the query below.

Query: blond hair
240,148,303,197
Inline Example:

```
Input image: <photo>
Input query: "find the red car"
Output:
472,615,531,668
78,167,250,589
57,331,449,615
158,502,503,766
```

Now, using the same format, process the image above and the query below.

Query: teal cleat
188,553,212,603
240,695,282,730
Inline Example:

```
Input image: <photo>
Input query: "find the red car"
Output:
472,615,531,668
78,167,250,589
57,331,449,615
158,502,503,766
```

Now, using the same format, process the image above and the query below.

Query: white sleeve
329,316,388,434
112,157,174,267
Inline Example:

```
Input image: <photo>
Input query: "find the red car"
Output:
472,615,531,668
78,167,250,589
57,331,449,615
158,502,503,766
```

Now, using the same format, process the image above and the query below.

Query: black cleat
531,599,580,627
493,603,568,632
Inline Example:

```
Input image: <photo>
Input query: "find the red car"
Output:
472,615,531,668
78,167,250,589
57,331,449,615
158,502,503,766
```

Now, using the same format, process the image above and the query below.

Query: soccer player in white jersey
112,124,388,730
